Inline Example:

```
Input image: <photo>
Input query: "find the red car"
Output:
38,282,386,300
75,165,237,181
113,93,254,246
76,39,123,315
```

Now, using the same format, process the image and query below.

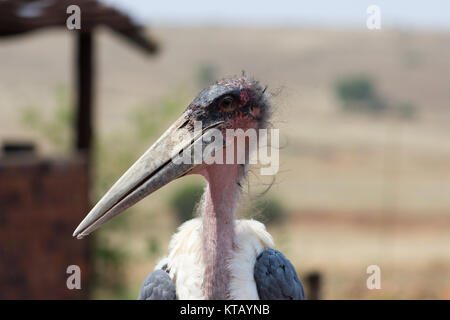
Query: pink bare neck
199,163,240,300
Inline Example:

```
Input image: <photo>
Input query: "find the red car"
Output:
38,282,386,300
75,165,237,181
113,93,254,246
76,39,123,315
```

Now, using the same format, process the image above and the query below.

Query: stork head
73,76,271,239
187,76,270,131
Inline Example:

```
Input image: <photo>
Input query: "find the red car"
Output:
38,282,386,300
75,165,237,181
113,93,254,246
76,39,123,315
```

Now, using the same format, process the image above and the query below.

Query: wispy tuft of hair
215,73,273,130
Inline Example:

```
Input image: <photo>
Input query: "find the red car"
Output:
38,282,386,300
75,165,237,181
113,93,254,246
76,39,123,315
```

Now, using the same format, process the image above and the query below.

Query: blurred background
1,0,449,299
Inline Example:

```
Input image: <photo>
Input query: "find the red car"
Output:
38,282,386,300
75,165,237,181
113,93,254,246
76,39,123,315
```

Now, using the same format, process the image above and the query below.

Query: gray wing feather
138,269,176,300
254,248,306,300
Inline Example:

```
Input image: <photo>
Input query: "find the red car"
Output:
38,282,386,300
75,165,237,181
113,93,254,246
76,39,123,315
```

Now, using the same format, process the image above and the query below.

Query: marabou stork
73,76,305,300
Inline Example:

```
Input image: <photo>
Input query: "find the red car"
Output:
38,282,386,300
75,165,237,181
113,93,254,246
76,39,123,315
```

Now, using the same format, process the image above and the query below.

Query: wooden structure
0,152,90,299
0,0,158,159
0,0,158,299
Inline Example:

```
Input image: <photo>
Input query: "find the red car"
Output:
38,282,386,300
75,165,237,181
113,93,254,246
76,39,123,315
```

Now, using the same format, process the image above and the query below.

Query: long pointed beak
73,112,223,239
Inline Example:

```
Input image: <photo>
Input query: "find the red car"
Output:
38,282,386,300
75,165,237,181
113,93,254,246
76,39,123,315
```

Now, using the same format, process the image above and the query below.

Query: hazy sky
102,0,450,30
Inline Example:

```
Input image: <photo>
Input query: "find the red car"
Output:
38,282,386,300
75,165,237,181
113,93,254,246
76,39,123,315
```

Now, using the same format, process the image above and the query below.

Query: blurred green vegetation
20,85,73,153
146,237,161,258
169,182,204,224
196,63,218,88
246,196,286,226
393,102,417,120
334,73,418,119
92,89,189,201
334,74,387,114
127,91,186,141
92,237,127,298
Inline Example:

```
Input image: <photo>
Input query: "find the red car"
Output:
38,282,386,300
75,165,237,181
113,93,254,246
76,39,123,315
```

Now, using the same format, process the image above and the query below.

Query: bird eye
219,96,236,112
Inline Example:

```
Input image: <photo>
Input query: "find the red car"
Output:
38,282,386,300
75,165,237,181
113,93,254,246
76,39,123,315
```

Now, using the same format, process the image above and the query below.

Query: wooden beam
75,31,94,161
